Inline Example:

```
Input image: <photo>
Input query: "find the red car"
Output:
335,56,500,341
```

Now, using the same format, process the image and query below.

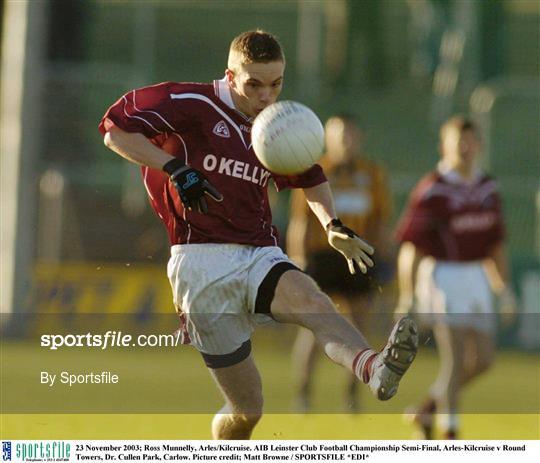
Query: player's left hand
326,219,374,274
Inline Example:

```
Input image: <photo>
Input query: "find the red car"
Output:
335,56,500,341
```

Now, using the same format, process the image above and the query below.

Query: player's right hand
163,158,223,214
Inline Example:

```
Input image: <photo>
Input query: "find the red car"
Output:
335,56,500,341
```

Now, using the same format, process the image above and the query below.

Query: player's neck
440,159,478,183
229,88,254,119
454,163,476,181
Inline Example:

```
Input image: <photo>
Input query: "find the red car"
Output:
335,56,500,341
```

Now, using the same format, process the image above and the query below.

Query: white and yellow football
252,101,325,175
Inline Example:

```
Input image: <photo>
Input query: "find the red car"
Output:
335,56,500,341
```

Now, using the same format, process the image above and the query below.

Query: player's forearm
302,182,337,228
396,242,422,308
484,242,511,294
104,125,173,170
286,217,309,266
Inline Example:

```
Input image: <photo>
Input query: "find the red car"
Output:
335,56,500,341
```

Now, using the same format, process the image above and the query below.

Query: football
251,101,325,175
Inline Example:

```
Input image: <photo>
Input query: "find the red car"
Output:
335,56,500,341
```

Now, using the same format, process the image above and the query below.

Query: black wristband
162,157,186,176
325,218,343,233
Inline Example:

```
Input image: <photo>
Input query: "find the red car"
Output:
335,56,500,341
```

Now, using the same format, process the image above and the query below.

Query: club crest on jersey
213,120,230,138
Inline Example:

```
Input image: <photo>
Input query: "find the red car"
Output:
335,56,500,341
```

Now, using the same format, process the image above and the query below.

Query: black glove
326,218,375,274
163,158,223,214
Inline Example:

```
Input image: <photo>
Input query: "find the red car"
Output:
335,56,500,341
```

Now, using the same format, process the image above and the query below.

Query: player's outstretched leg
271,270,417,401
359,317,419,401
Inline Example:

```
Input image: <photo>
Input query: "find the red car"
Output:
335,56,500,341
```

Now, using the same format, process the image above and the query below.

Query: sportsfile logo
11,442,70,461
2,442,11,462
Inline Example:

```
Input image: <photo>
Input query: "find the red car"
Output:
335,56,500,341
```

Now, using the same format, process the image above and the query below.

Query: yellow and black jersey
289,157,392,254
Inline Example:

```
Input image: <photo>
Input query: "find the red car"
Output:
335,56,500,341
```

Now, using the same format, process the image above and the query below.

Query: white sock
352,348,378,383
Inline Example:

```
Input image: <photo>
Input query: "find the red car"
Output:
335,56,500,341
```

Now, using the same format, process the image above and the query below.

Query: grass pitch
1,327,539,440
2,413,538,440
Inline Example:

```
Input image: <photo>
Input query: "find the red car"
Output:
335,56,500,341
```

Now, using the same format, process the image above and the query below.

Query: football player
100,30,418,439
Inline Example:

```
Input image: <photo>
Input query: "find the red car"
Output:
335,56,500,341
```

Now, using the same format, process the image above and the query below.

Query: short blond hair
228,30,284,71
440,115,480,141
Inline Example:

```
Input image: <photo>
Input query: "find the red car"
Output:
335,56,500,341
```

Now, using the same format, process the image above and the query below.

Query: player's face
441,128,481,171
227,61,285,118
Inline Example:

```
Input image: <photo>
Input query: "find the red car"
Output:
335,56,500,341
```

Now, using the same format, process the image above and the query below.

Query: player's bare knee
228,400,263,433
230,391,264,417
286,290,335,327
234,411,263,429
212,410,261,440
306,290,334,314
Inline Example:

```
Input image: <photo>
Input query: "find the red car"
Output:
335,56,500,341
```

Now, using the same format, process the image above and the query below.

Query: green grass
2,413,538,440
1,330,539,440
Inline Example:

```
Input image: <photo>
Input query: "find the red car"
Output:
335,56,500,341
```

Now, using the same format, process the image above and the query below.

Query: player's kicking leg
269,269,418,401
367,316,418,400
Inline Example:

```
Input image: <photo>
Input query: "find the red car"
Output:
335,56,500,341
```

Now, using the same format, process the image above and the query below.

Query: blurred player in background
394,116,517,439
99,30,417,440
288,114,394,411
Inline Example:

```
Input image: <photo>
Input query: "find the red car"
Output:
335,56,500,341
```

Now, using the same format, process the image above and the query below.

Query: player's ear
225,69,236,88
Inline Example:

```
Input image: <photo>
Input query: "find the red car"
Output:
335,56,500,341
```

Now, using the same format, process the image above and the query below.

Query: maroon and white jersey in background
98,79,326,246
395,165,505,261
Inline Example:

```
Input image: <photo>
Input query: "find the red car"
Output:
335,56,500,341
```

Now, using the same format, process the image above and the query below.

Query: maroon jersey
395,168,504,261
98,79,326,246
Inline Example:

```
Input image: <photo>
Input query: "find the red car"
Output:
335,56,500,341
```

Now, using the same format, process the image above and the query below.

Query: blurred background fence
1,0,539,348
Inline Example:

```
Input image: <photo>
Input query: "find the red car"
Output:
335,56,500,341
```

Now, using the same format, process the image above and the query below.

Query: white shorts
167,243,298,361
415,258,495,333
